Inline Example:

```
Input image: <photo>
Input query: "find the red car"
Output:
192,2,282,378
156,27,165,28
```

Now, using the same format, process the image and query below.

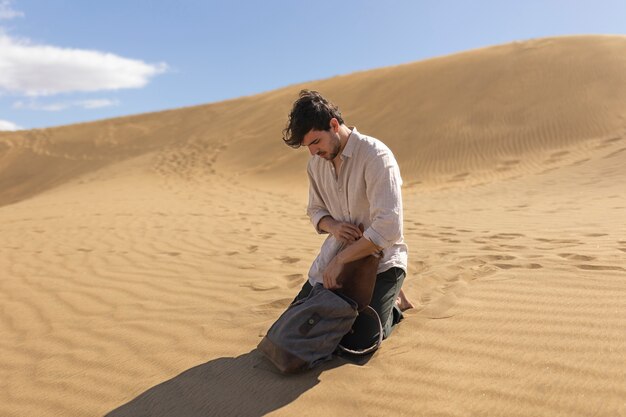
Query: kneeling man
283,90,413,339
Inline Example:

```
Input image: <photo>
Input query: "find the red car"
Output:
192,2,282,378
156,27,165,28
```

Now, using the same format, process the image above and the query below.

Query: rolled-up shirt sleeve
362,150,404,249
306,162,331,234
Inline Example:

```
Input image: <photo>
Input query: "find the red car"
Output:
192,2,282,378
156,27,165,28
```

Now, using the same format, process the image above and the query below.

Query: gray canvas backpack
258,283,358,373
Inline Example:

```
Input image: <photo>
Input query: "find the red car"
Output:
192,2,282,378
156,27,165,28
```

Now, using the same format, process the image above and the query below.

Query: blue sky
0,0,624,131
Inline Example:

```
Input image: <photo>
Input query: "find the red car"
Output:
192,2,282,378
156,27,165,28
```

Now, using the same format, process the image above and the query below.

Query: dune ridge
2,35,626,205
1,35,625,416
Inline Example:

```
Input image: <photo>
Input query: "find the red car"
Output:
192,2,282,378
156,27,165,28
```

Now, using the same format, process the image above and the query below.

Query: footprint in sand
488,233,526,240
254,298,293,313
465,264,498,280
558,253,596,261
420,293,432,304
247,245,258,253
439,238,461,243
452,258,486,268
500,244,527,250
481,255,516,261
418,282,468,319
419,233,439,238
277,256,300,264
506,204,531,212
494,263,543,269
535,238,580,244
448,258,499,281
284,273,305,288
576,264,625,272
240,282,279,292
409,260,428,274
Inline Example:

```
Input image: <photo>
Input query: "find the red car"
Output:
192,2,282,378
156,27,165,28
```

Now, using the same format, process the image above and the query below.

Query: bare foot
395,289,415,311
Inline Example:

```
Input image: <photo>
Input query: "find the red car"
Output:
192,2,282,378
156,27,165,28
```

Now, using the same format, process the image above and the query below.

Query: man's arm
361,150,403,250
318,216,362,243
306,163,332,234
323,236,381,289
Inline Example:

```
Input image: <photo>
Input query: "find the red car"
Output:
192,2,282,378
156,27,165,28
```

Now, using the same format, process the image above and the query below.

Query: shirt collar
341,126,359,159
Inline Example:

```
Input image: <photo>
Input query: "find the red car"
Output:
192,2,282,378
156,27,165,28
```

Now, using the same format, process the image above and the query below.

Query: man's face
302,126,341,161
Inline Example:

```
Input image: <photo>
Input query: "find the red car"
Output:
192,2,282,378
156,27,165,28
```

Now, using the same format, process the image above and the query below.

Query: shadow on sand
105,349,367,417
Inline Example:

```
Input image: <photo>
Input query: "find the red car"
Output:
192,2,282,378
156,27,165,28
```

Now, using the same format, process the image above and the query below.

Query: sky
0,0,624,131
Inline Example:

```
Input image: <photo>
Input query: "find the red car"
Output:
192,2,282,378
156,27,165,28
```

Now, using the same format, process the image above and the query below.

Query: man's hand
323,255,344,290
318,216,362,244
322,236,382,290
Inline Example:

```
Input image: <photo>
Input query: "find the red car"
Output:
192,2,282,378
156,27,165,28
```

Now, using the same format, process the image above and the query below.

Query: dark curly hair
282,90,345,148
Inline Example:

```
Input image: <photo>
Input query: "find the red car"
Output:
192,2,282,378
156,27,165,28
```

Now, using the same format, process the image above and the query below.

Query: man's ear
329,118,339,132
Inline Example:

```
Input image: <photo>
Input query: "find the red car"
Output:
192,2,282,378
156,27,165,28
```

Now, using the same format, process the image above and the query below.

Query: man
283,90,413,339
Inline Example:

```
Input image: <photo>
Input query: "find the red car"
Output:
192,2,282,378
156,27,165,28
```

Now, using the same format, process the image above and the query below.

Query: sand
1,35,625,416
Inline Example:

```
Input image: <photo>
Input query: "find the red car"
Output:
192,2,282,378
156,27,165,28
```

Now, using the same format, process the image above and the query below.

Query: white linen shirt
306,127,408,285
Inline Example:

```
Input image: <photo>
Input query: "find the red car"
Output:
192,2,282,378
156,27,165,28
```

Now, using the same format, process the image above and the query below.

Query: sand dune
1,35,625,416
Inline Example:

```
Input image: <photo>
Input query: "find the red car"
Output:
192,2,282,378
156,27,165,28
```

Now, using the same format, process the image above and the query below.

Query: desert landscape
1,35,625,416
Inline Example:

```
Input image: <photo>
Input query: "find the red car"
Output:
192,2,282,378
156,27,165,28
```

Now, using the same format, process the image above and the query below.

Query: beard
323,134,341,160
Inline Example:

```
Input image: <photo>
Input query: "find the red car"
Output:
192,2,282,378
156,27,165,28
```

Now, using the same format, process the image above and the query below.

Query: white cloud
0,34,167,96
13,100,68,111
0,0,23,20
80,98,120,109
0,119,22,130
13,98,120,111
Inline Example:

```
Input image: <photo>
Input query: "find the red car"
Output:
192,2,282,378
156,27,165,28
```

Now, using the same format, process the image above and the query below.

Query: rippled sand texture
1,35,625,417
